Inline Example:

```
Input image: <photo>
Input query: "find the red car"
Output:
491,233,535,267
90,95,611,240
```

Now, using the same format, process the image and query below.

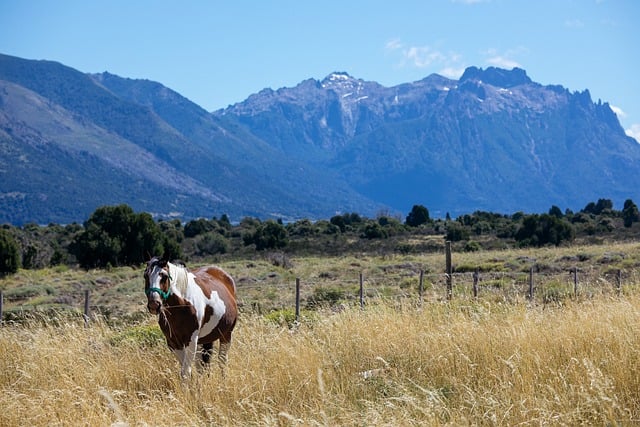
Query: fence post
359,273,364,309
616,269,622,296
0,290,3,325
295,278,301,322
472,269,479,299
445,241,452,300
418,269,424,306
571,267,578,298
83,289,90,327
528,267,534,300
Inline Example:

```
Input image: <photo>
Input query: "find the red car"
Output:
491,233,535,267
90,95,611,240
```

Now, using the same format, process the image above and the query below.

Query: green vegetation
0,229,20,276
0,198,639,275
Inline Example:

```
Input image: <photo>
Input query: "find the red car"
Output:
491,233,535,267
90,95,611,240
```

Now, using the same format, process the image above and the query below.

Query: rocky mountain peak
320,71,366,96
460,66,532,88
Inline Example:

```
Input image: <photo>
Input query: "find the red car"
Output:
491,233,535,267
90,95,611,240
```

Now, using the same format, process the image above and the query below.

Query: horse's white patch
184,272,227,338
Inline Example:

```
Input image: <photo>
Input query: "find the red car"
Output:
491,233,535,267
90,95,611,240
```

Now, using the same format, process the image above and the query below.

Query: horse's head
144,256,172,314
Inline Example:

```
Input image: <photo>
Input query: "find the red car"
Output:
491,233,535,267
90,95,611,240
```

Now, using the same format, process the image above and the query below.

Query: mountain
0,54,379,225
2,53,639,226
217,67,640,217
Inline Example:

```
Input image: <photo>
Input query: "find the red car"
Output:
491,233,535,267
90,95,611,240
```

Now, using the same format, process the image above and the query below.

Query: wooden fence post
418,270,424,306
528,267,534,300
0,290,3,325
472,269,479,299
359,273,364,309
83,289,90,327
571,267,578,298
445,241,452,300
295,278,301,322
616,269,622,296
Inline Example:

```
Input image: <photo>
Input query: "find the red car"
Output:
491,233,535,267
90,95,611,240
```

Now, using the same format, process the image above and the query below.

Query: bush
246,220,288,250
195,232,229,255
446,222,470,241
264,309,298,328
306,286,346,308
0,229,20,275
362,222,388,239
71,204,167,268
405,205,430,227
464,241,482,252
109,324,165,348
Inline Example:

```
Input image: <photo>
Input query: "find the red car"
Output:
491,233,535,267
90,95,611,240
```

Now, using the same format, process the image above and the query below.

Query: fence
0,289,92,327
241,266,638,323
1,240,638,325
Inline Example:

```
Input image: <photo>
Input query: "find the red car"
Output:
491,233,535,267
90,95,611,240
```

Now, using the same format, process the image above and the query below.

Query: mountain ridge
0,53,380,225
1,53,639,225
216,66,640,216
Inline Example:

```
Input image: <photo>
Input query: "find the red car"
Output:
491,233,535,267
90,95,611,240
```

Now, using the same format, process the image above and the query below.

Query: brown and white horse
144,257,237,379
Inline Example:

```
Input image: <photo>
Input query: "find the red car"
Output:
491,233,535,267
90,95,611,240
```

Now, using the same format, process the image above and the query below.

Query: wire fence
237,267,640,319
2,242,639,325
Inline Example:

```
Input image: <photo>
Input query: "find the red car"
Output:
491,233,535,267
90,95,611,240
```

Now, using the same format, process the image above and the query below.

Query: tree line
0,198,639,275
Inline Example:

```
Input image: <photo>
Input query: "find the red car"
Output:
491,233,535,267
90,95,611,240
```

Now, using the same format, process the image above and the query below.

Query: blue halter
145,272,173,301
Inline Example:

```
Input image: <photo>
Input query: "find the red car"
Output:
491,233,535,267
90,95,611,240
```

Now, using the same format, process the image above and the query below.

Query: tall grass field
2,294,640,425
2,242,640,425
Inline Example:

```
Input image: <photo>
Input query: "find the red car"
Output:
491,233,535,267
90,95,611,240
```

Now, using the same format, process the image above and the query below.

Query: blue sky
1,0,638,141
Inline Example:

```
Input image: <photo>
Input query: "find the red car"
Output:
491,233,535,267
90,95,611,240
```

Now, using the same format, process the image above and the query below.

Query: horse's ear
159,255,169,267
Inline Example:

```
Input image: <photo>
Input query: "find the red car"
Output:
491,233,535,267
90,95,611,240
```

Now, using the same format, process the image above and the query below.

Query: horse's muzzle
147,299,161,314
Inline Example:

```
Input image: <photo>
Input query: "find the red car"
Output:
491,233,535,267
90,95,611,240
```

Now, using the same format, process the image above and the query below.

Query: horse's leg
218,333,232,377
201,342,214,367
178,333,199,379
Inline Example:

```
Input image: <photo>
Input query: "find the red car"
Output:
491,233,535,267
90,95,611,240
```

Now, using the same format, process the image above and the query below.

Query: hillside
0,54,379,225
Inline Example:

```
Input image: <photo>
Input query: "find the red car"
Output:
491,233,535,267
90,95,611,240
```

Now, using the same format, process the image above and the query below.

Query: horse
144,256,238,379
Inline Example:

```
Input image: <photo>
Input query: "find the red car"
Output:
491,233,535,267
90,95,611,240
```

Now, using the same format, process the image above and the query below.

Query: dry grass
2,241,640,425
2,292,640,425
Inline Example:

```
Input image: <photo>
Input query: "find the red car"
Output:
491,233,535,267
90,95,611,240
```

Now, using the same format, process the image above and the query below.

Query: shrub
109,325,165,348
195,232,229,255
362,222,388,239
0,229,20,275
306,286,346,308
464,241,481,252
264,308,297,328
405,205,430,227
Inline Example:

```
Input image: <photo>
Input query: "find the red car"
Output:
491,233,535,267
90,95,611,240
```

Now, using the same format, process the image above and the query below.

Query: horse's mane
167,261,190,297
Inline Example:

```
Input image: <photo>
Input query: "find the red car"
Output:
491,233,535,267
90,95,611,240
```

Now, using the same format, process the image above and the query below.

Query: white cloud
482,47,526,69
626,124,640,143
406,46,446,68
486,56,521,69
385,38,403,51
385,39,463,72
610,105,626,118
439,67,466,79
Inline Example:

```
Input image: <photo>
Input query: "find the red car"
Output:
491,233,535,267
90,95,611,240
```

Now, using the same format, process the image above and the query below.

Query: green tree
362,221,388,239
405,204,430,227
0,229,20,275
622,199,640,228
445,222,470,241
71,204,165,268
548,205,563,218
247,220,288,250
184,218,215,238
515,214,574,247
196,232,229,255
583,199,613,215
